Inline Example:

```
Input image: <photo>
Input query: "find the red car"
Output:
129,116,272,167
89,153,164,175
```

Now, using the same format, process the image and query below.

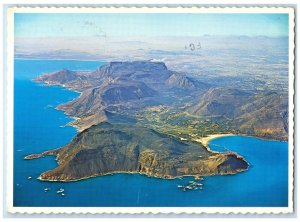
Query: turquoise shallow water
13,59,288,207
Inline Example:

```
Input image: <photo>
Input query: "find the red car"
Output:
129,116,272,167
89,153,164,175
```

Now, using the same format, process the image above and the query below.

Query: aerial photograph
12,10,291,208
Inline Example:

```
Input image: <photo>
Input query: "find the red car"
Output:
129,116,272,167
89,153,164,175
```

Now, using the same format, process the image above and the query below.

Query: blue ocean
13,59,288,207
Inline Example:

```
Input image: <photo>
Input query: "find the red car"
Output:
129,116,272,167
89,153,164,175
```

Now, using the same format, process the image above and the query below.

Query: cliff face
28,122,248,181
94,61,171,82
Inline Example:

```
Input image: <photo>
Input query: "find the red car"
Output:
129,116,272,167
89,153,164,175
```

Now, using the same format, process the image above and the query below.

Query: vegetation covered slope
188,88,288,140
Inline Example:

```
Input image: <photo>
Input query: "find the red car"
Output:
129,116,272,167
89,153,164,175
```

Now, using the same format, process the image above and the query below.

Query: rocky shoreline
31,151,249,182
24,148,60,160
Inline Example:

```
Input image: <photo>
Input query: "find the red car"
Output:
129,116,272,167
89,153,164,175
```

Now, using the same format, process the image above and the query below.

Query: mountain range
27,61,288,181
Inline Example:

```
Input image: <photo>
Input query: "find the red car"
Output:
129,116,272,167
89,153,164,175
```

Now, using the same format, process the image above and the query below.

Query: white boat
57,188,65,194
27,176,32,180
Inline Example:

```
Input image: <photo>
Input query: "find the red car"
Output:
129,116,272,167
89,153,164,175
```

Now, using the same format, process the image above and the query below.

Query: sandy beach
194,134,235,149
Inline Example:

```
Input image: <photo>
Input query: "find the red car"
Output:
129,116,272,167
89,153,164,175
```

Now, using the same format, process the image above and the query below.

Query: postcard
4,6,295,215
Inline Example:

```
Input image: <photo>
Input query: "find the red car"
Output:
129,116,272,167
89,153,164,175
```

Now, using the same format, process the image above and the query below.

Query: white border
5,6,295,214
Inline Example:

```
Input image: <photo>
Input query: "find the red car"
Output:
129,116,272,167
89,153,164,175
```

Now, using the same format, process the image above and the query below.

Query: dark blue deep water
14,59,288,207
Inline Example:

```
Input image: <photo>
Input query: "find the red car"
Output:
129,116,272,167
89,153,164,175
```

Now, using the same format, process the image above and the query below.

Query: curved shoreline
37,171,203,182
196,133,287,151
194,134,235,151
37,161,248,183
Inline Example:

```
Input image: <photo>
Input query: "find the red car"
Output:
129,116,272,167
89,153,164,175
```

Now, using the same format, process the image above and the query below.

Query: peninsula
25,61,288,182
25,122,248,181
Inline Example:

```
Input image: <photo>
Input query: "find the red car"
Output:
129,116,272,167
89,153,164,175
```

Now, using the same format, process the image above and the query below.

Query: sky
14,13,289,38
